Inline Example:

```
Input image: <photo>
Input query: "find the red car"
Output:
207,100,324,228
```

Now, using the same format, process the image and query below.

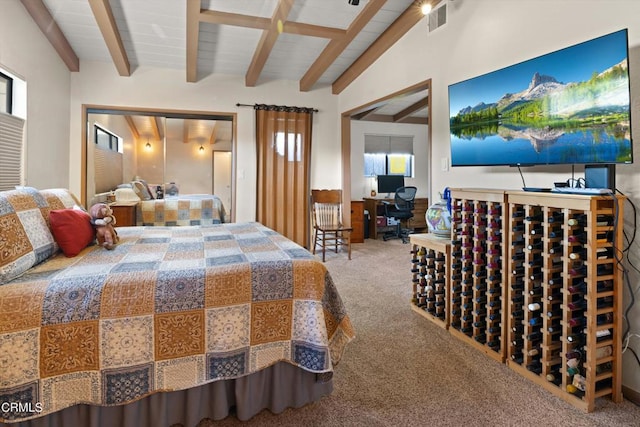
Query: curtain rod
236,103,318,113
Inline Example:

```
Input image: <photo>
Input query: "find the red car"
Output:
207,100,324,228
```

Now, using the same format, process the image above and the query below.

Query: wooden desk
363,197,428,239
350,200,364,243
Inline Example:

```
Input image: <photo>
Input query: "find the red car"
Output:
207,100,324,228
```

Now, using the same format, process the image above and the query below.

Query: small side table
109,201,138,227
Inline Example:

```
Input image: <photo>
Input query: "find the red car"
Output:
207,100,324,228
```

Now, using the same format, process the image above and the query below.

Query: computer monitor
377,174,405,196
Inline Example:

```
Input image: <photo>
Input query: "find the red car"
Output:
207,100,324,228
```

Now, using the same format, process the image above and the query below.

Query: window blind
364,134,413,154
0,111,25,191
94,145,123,194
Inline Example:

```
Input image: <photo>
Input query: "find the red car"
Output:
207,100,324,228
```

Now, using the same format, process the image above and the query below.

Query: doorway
82,106,237,222
213,150,232,220
340,80,432,226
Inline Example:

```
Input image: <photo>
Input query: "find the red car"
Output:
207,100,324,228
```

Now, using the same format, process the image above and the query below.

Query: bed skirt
1,362,333,427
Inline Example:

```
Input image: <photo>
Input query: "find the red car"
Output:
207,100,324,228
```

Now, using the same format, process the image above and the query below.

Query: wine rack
410,233,451,329
505,190,624,412
410,189,627,412
448,189,507,362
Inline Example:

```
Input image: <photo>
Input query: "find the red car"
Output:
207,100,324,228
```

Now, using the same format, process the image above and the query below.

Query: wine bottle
567,366,580,376
526,361,542,374
512,295,525,304
525,212,544,222
527,331,542,341
567,300,586,311
529,226,544,235
595,345,613,359
568,232,587,244
548,212,564,223
548,242,563,253
569,265,587,277
512,224,525,232
568,214,587,227
546,309,563,318
512,252,525,261
527,241,544,251
548,229,564,239
512,209,525,218
568,317,586,327
511,281,524,291
596,312,614,325
527,302,541,312
569,247,586,260
530,271,543,281
566,334,583,343
597,263,614,276
529,317,543,326
511,309,524,318
548,273,563,286
567,282,587,294
529,287,543,297
597,280,614,292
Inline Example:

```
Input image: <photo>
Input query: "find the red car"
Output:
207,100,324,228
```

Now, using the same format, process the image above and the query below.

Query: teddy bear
89,203,119,250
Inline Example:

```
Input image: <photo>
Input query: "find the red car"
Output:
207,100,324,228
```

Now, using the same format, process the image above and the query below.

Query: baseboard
623,385,640,406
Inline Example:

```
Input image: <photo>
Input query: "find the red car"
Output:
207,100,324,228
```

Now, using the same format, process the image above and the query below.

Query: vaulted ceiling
23,0,441,124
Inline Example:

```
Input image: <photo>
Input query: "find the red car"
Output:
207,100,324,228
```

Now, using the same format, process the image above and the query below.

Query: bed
136,194,227,226
0,187,354,427
112,181,227,226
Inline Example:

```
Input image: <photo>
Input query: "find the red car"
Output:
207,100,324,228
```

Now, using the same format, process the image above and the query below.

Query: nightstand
109,202,138,227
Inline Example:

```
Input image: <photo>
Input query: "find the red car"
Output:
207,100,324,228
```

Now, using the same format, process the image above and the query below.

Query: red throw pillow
49,209,96,257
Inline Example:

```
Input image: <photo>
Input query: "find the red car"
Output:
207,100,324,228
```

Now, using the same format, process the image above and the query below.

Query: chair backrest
311,189,343,227
394,186,417,211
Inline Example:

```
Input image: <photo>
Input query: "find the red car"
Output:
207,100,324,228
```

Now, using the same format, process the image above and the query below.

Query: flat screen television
448,29,633,167
377,174,405,195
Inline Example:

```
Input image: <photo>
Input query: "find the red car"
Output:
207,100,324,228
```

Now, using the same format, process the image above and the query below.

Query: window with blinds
0,111,25,191
364,134,414,177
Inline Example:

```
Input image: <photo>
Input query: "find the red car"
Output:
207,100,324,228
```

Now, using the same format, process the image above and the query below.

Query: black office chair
382,186,417,243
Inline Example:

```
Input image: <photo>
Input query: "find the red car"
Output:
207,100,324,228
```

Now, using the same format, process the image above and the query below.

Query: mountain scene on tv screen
450,60,632,165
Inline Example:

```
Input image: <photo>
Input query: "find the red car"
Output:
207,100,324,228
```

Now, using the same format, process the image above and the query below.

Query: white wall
0,0,71,189
350,121,429,200
338,0,640,394
69,63,340,222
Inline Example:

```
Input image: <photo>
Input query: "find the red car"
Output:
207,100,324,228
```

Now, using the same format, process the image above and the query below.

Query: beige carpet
199,238,640,427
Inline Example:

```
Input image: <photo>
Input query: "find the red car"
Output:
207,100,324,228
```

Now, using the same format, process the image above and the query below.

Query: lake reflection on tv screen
450,124,632,166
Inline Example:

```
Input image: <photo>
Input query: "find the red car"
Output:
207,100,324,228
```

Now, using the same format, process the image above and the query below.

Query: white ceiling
34,0,434,124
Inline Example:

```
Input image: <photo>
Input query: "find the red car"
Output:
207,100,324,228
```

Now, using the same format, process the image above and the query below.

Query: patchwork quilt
0,222,354,423
137,194,226,226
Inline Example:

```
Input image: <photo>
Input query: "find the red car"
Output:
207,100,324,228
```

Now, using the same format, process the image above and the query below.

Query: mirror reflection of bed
85,109,235,223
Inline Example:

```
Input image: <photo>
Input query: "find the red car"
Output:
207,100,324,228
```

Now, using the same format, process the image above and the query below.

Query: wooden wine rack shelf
410,233,451,329
505,190,624,412
448,189,507,363
409,188,625,412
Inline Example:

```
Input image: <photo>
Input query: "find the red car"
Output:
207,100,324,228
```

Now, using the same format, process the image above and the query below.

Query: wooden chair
311,189,352,262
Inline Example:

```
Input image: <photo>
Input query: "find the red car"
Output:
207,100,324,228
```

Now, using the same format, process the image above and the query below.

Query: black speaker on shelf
584,164,616,190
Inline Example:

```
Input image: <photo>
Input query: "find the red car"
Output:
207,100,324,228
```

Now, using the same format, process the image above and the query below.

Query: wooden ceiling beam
209,122,218,145
393,96,428,122
150,116,161,141
283,22,345,39
199,10,271,30
245,0,294,87
186,0,201,82
124,116,140,140
183,119,190,143
332,0,439,94
20,0,79,72
299,0,386,92
351,106,382,121
88,0,130,76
